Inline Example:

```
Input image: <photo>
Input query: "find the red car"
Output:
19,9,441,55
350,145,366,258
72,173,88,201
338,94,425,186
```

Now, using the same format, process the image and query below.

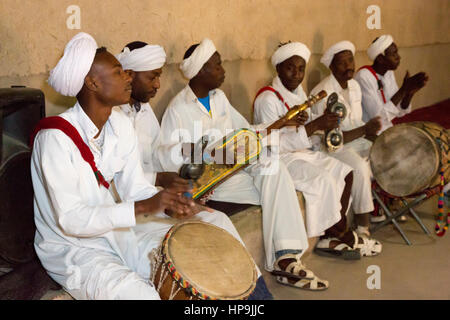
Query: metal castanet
324,92,347,152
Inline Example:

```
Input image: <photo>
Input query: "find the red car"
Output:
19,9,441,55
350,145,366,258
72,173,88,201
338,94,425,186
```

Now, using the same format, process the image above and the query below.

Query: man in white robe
159,38,329,290
114,40,272,298
354,34,429,133
31,33,259,300
310,41,382,239
254,42,381,257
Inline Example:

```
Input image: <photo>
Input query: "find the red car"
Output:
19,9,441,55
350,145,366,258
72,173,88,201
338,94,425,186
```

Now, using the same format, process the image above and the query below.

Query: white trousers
65,210,254,300
209,160,309,271
282,150,353,237
330,144,375,214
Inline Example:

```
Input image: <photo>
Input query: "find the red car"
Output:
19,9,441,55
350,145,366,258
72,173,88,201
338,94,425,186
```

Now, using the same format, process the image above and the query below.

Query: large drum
150,221,257,300
370,121,449,197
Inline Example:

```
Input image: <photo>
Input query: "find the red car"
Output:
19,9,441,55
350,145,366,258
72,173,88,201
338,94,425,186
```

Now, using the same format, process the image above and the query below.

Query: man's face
330,50,355,82
276,55,306,92
381,43,401,70
200,52,225,90
129,68,162,103
90,51,132,105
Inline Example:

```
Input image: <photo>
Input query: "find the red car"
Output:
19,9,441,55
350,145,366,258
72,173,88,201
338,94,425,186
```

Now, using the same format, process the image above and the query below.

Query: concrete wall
0,0,449,121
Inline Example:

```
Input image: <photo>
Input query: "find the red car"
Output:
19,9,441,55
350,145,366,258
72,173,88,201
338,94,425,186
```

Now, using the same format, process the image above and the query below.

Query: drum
150,221,257,300
370,121,449,197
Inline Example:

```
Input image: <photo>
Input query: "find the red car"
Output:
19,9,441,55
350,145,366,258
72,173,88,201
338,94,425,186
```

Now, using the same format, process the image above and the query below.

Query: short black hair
183,44,200,59
96,46,107,55
278,40,292,48
124,41,148,52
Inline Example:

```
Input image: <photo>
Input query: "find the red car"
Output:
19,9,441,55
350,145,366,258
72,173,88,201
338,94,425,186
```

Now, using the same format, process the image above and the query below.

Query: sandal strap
316,237,353,251
277,276,329,290
274,254,314,279
355,235,383,256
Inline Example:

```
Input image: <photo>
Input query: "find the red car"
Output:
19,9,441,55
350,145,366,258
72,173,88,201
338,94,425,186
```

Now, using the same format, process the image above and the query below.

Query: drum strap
436,166,450,236
359,66,387,104
29,116,110,189
253,86,291,111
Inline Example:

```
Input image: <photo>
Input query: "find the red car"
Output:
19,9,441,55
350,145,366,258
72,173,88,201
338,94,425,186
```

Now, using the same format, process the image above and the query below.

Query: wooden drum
370,121,449,197
150,221,257,300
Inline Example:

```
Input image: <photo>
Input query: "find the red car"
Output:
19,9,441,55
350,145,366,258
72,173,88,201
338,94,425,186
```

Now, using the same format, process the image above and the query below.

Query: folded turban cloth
179,38,217,79
271,42,311,67
116,44,166,72
48,32,98,97
320,40,355,68
367,34,394,61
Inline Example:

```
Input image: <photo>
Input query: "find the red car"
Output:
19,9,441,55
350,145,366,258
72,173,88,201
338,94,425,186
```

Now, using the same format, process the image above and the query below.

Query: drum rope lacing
150,228,216,300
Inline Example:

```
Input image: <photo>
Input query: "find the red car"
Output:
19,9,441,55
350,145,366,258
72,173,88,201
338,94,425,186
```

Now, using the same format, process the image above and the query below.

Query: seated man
253,42,381,257
31,33,266,300
114,40,272,298
354,34,429,134
160,38,328,290
310,41,382,238
114,41,194,190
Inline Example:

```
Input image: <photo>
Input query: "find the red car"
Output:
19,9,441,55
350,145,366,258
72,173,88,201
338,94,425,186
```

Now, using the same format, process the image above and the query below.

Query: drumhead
164,221,256,300
370,123,440,197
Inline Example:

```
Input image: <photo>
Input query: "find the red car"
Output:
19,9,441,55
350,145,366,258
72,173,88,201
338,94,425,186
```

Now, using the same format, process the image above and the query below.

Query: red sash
358,65,387,104
30,116,110,189
253,86,291,111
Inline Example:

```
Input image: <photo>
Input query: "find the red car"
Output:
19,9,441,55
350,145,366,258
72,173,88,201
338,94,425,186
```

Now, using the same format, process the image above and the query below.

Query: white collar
72,102,102,141
119,101,150,116
69,102,120,144
271,76,306,106
184,84,217,103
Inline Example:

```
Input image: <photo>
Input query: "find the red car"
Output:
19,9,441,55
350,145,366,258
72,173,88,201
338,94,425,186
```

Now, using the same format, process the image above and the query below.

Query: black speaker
0,87,45,268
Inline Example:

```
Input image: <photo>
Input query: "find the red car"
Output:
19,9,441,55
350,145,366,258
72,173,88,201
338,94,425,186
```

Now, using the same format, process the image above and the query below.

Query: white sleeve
113,128,159,202
355,71,390,123
32,131,139,238
254,92,311,151
309,86,327,122
152,132,184,173
253,92,284,124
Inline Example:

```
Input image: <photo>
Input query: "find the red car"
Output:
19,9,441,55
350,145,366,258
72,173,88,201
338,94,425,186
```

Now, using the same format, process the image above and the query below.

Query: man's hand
402,71,429,95
313,112,340,131
283,110,309,127
156,172,191,192
364,117,382,137
135,188,196,218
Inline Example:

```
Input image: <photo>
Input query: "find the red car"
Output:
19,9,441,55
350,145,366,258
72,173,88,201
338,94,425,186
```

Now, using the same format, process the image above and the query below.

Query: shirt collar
184,84,217,103
73,102,102,141
184,84,217,116
119,101,150,116
272,76,307,106
72,101,121,145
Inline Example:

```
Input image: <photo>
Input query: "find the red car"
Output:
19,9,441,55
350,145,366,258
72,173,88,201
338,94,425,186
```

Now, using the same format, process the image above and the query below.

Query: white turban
271,42,311,67
116,44,166,72
320,40,355,68
367,34,394,61
48,32,98,97
179,38,217,79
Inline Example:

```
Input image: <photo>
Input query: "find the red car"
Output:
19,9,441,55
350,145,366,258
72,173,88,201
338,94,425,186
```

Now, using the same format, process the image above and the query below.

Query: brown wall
1,0,449,121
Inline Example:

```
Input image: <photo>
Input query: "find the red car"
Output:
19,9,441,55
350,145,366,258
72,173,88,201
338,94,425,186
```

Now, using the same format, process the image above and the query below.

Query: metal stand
370,189,431,245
